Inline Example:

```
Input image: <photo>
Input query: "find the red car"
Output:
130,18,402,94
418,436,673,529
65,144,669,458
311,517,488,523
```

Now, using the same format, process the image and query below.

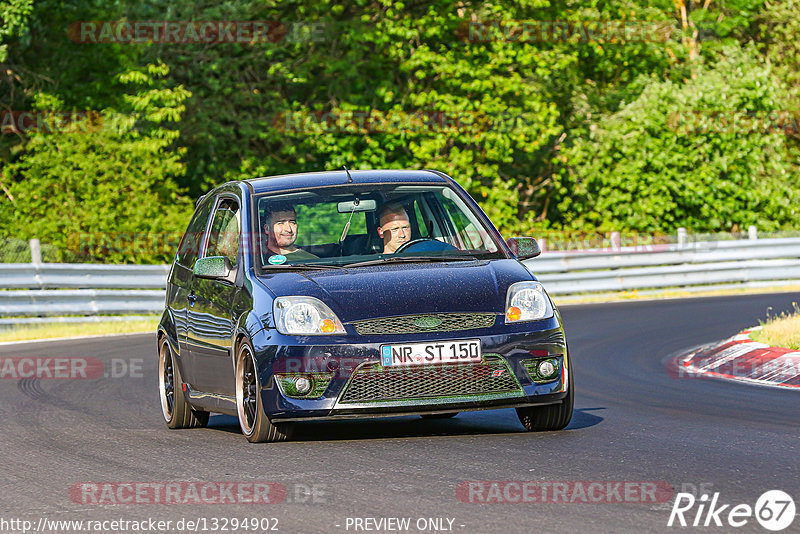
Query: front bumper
251,316,569,421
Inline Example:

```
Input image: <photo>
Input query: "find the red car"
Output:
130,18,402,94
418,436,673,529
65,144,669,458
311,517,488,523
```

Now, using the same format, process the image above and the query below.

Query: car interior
258,193,431,262
255,185,497,266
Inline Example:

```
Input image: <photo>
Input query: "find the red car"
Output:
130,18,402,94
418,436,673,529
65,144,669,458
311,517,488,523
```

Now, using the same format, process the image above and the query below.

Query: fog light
294,376,313,394
538,359,557,379
276,373,334,398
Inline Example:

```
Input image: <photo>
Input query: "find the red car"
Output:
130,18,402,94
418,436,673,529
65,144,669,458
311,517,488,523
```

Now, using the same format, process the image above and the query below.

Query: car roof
244,169,450,195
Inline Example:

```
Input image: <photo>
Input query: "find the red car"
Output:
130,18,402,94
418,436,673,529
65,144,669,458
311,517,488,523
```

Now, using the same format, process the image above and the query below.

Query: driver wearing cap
377,203,412,254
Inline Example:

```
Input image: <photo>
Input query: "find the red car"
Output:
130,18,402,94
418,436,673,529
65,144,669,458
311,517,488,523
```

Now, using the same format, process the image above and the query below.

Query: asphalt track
1,292,799,534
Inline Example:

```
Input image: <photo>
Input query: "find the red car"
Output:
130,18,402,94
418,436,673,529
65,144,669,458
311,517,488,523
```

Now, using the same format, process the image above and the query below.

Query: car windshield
254,184,504,272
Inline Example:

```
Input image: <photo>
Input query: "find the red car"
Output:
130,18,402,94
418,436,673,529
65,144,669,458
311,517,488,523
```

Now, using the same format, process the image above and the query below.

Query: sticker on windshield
268,254,287,265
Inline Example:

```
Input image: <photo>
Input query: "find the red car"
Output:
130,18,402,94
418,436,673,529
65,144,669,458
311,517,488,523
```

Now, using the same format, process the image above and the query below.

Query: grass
749,303,800,350
0,317,159,343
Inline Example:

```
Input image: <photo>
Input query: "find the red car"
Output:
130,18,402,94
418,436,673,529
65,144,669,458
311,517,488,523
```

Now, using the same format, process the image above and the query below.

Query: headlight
505,281,554,323
274,296,346,335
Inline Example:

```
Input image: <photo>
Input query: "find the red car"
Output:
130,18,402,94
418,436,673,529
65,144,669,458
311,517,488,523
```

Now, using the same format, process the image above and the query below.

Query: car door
185,195,241,396
168,197,214,383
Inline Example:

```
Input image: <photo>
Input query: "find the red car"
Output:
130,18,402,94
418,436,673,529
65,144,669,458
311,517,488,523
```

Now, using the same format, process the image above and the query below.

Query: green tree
0,0,33,63
0,64,192,263
3,0,800,261
556,46,800,232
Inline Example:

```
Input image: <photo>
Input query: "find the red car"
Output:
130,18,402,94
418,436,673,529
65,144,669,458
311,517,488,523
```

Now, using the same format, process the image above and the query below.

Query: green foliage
556,46,799,232
136,1,573,232
0,0,33,62
1,0,800,265
0,64,192,263
757,0,800,96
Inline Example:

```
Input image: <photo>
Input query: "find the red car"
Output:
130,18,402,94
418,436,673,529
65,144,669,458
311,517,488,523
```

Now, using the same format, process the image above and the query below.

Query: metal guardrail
0,263,169,289
0,236,798,322
0,289,165,316
0,264,169,321
528,238,800,272
525,237,800,295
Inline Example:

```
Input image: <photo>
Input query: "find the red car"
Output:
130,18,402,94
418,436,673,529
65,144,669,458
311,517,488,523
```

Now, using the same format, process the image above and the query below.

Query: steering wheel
394,238,458,254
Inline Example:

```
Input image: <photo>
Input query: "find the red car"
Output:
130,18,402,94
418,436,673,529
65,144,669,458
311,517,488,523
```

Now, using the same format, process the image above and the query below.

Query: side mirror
506,237,541,260
193,256,235,283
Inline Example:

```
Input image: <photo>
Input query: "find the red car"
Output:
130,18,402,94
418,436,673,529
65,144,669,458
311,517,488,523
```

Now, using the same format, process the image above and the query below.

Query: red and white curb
667,329,800,389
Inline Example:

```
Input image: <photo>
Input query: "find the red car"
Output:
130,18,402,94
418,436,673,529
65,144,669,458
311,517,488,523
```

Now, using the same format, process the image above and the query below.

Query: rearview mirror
506,237,541,260
193,256,235,282
337,198,377,213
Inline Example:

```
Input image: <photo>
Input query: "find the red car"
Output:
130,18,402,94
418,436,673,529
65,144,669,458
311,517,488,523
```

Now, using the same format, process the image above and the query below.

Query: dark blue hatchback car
157,169,572,442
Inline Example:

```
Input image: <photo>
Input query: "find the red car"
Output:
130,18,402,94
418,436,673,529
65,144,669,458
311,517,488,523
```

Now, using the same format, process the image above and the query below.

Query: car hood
256,259,535,323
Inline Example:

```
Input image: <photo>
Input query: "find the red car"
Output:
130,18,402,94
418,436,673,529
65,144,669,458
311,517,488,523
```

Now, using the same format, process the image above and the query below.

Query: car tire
235,340,294,443
516,362,574,432
158,336,209,429
420,412,458,419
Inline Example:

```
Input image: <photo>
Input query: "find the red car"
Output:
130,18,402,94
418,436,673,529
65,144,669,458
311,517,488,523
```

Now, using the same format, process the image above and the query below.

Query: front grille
352,313,497,335
339,354,521,403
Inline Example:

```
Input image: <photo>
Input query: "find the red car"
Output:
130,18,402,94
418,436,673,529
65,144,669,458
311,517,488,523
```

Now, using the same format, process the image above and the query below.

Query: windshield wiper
344,255,477,268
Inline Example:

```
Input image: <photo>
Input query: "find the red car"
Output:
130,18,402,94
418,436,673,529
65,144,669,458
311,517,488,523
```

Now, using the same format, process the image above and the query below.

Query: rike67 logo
668,490,795,531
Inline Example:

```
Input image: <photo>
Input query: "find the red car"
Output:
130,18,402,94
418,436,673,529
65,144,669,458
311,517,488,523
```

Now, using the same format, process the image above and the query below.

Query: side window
176,200,213,268
440,195,497,251
205,198,240,266
412,201,431,238
414,194,447,242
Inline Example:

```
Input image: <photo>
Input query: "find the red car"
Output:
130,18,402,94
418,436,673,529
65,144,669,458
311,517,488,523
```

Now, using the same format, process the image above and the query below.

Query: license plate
380,339,482,367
